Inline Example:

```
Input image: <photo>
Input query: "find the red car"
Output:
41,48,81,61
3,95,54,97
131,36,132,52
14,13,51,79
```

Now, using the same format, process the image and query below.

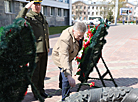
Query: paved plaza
22,24,138,102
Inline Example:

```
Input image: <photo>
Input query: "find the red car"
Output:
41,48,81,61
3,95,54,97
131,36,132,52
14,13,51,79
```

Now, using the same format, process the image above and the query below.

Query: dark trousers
32,52,48,95
59,68,70,101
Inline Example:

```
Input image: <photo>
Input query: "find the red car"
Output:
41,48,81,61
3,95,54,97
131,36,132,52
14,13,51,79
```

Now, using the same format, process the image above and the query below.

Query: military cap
26,0,42,4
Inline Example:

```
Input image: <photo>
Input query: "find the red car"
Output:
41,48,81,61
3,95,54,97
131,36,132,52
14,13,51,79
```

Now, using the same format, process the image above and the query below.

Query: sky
72,0,138,4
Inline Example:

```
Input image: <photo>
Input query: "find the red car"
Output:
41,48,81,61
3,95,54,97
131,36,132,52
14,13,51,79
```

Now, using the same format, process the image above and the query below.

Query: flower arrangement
75,23,108,77
75,24,100,76
89,82,95,87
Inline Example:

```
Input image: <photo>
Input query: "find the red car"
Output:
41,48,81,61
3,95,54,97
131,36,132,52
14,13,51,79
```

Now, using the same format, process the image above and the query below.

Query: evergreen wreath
0,18,37,102
75,23,110,83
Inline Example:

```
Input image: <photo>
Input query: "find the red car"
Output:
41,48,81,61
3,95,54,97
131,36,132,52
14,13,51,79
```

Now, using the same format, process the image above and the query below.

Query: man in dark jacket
16,0,51,99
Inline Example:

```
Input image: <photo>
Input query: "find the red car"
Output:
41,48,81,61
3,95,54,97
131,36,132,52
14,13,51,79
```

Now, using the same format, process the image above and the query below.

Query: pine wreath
77,23,109,83
0,18,36,102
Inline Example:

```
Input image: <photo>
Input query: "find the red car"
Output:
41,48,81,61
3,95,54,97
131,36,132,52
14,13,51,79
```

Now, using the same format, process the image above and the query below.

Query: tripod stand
77,55,117,92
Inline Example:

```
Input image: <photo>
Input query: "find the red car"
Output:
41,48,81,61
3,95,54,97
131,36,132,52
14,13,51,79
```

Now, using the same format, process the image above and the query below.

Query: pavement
22,23,138,102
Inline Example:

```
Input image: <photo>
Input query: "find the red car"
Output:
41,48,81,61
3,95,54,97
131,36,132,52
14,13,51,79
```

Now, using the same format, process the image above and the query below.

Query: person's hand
25,1,34,9
67,75,76,87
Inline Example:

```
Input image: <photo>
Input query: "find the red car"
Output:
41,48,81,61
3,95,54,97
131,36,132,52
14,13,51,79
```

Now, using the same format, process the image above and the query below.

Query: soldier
16,0,51,99
52,21,86,101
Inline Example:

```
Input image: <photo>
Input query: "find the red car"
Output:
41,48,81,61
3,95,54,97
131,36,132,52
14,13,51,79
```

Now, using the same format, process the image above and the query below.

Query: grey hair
73,21,87,33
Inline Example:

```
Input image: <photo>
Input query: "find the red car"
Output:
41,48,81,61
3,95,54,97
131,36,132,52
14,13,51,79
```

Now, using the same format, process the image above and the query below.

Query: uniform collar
68,26,76,43
29,10,44,23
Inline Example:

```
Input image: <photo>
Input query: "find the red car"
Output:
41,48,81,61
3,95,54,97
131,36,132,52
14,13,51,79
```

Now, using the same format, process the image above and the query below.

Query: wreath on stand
75,22,110,86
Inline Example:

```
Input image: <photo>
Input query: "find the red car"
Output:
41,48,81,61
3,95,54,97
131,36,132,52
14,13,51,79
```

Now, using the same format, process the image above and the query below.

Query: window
92,12,94,15
76,6,78,9
92,6,94,9
88,12,90,15
84,12,86,14
72,6,74,9
65,0,69,3
41,6,47,16
80,6,82,9
84,17,86,20
58,8,61,16
58,0,63,2
4,0,12,13
84,6,86,9
79,17,82,20
96,12,98,15
50,7,55,16
96,6,98,9
72,11,74,14
88,6,90,9
100,11,103,15
64,9,68,17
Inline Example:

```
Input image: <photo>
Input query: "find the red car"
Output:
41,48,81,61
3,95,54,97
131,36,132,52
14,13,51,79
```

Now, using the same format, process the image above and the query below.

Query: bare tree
107,9,114,22
99,0,110,19
109,0,124,20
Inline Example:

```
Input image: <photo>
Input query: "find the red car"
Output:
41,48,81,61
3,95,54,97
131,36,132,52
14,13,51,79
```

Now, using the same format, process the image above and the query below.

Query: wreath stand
77,55,118,92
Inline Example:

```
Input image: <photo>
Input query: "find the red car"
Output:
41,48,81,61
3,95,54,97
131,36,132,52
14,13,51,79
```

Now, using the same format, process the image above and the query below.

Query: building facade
72,1,88,20
0,0,72,27
72,0,138,22
87,3,114,19
72,1,114,21
134,5,138,19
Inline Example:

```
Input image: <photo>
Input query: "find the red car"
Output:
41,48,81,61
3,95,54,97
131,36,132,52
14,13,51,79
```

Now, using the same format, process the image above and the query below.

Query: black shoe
40,92,52,98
